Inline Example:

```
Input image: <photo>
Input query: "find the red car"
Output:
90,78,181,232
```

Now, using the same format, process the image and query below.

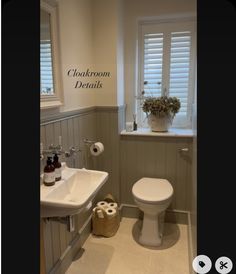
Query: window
137,19,196,128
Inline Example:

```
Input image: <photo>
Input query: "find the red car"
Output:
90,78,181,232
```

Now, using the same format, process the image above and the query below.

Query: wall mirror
40,0,63,109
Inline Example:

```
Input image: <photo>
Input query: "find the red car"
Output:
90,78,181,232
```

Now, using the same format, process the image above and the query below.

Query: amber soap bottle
53,153,62,181
43,157,55,186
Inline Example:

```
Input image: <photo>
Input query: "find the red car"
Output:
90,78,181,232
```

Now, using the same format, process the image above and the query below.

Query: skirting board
120,204,188,225
49,217,92,274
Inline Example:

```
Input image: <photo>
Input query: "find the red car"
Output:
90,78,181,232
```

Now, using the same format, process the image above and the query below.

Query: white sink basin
40,166,108,217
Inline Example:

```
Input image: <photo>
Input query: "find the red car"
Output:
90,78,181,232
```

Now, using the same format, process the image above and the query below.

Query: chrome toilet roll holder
83,138,97,145
83,138,104,159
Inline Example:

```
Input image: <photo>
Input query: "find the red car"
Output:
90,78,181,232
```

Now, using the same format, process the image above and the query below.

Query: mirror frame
40,0,63,109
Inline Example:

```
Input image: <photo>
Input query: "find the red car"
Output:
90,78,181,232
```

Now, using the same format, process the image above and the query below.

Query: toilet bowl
132,177,173,247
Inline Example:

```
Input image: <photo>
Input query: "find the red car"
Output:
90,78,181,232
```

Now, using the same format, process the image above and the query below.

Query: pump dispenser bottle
43,157,55,186
53,153,62,181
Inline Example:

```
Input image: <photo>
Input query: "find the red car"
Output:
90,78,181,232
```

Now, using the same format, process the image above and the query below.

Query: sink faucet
48,143,63,152
40,136,81,160
40,144,81,160
65,146,81,157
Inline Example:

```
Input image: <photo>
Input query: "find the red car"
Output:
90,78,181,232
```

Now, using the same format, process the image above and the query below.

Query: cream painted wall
92,0,124,106
58,0,95,112
41,0,196,115
124,0,197,122
41,0,125,115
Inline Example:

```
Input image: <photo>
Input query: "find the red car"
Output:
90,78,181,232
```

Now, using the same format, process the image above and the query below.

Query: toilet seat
132,177,173,204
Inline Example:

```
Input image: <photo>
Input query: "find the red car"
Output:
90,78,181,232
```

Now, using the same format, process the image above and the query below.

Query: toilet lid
132,178,173,203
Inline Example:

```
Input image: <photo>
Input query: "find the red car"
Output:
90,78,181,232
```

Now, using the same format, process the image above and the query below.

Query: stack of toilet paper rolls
92,194,120,237
93,201,118,219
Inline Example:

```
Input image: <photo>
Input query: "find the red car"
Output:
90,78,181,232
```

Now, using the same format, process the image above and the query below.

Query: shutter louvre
143,33,163,97
169,31,191,116
139,21,195,127
40,40,54,95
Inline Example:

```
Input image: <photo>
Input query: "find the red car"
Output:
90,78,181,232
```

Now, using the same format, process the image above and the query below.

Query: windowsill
120,127,194,137
40,100,63,109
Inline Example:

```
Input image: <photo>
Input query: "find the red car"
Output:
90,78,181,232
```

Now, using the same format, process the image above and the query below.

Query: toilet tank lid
132,178,173,203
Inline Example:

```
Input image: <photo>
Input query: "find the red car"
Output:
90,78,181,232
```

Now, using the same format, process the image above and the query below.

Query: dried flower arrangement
142,96,181,117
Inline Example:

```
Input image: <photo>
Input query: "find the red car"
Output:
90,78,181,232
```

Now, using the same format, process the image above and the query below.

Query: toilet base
138,211,165,247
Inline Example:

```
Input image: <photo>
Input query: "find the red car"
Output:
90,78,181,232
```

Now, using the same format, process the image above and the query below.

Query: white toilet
132,177,173,247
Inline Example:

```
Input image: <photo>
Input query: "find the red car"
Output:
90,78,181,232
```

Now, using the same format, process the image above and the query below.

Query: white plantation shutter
143,33,163,97
40,40,54,95
138,20,196,128
169,31,191,116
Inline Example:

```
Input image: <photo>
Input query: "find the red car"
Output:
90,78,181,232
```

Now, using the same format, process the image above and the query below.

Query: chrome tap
48,143,63,154
65,146,81,157
40,136,81,160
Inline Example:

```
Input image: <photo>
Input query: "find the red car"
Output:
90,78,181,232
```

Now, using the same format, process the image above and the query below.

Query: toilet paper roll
108,202,118,210
97,209,104,218
92,207,98,217
92,207,105,218
97,201,109,210
105,208,117,219
93,207,97,213
90,142,104,156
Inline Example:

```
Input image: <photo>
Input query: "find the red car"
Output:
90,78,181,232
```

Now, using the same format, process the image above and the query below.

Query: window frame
137,16,196,129
40,0,63,109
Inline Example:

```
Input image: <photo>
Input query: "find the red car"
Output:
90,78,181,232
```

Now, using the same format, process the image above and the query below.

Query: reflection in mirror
40,9,54,95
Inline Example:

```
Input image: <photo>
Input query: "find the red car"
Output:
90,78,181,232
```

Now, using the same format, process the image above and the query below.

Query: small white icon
215,256,233,274
192,255,212,274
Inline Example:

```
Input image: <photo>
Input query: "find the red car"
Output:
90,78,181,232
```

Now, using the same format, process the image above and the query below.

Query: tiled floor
66,218,190,274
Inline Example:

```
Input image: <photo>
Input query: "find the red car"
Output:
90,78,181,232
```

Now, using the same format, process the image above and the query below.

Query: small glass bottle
43,157,55,186
53,153,62,181
133,114,138,131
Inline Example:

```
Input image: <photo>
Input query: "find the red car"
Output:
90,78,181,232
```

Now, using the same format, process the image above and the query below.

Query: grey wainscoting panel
44,221,54,273
40,109,97,273
59,223,67,257
120,135,193,211
72,116,80,168
50,221,61,265
95,109,121,203
40,105,192,273
78,112,97,169
45,123,55,148
40,125,46,147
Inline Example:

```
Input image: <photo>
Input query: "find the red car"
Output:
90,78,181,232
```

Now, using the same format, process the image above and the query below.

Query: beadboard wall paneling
120,135,193,211
42,208,93,273
40,105,193,273
40,112,97,171
94,108,123,203
40,107,124,273
40,220,46,274
41,109,97,274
